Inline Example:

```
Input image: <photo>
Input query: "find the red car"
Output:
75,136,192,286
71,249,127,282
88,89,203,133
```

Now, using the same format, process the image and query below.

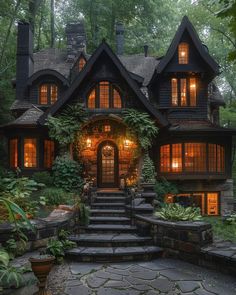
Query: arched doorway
97,141,119,188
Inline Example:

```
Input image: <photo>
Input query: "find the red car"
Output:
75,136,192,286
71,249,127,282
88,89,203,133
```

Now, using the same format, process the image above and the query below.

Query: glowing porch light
86,138,92,148
124,139,132,148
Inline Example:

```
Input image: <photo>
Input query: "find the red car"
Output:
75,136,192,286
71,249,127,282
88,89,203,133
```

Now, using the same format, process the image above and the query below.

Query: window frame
160,142,225,174
9,138,18,168
39,83,58,105
171,77,197,107
178,42,189,64
87,81,123,109
44,139,55,169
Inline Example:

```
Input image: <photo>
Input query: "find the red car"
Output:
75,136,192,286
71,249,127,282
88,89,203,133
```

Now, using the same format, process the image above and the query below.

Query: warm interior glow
24,139,37,168
88,89,96,108
207,193,219,215
190,78,196,106
104,125,111,132
86,138,92,148
178,42,189,64
160,143,225,173
39,84,58,105
78,57,86,71
180,79,187,106
44,140,55,168
10,139,18,168
171,78,178,106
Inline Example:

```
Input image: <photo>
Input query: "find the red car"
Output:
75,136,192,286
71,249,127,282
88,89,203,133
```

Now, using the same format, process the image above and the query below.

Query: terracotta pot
29,255,55,295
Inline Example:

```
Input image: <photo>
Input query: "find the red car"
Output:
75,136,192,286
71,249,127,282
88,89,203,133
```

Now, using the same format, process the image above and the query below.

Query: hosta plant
154,203,202,221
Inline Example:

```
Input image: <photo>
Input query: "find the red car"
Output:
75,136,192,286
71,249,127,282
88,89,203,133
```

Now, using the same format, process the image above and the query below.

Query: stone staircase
66,189,163,262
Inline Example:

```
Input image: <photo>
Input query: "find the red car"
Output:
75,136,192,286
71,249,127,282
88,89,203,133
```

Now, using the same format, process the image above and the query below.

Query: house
1,16,235,216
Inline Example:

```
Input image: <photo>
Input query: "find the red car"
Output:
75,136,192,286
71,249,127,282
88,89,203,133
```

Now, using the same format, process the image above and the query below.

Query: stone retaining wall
0,208,78,251
135,215,212,258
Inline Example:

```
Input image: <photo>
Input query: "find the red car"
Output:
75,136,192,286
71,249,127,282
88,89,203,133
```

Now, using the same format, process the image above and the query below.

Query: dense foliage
52,154,84,193
154,179,179,203
141,152,157,183
122,109,158,151
154,204,202,221
46,104,87,146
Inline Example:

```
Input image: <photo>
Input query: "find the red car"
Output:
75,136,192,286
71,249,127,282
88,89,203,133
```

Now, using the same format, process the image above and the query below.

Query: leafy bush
0,249,23,289
46,238,76,263
154,203,202,221
32,172,53,186
79,203,90,226
223,213,236,225
40,187,69,206
122,109,158,150
141,153,156,183
154,179,179,203
52,155,84,193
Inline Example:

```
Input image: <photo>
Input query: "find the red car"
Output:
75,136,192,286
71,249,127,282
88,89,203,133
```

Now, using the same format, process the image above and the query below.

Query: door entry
98,141,118,187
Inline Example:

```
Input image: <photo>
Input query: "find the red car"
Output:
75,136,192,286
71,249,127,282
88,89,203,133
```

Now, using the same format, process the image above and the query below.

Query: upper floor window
171,77,196,107
78,57,86,71
160,143,225,173
24,138,37,168
87,81,122,109
178,42,189,64
39,83,58,105
9,139,18,168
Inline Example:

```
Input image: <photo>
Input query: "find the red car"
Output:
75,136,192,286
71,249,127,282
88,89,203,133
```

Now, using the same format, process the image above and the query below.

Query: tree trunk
29,0,42,34
50,0,55,48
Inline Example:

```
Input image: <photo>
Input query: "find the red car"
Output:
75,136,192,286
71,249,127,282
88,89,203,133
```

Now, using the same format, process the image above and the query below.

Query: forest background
0,0,236,189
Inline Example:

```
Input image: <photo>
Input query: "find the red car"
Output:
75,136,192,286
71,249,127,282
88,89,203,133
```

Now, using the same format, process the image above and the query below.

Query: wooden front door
97,141,119,188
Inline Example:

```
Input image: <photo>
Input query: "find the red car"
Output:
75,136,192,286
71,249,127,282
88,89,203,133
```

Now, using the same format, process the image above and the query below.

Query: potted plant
29,254,55,295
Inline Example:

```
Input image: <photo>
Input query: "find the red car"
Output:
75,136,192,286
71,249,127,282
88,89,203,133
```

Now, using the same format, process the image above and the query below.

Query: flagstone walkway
47,258,236,295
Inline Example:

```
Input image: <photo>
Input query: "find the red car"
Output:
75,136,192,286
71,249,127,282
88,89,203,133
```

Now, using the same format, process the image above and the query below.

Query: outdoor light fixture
124,139,131,148
86,138,92,148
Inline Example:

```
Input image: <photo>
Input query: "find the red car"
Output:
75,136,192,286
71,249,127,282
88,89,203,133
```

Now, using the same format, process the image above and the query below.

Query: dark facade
1,17,235,215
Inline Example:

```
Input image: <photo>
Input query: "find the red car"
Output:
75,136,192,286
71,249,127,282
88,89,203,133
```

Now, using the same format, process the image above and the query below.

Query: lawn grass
203,216,236,242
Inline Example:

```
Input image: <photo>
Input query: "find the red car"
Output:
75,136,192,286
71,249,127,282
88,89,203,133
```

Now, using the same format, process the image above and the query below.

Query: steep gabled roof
27,69,69,86
155,16,220,75
38,41,169,127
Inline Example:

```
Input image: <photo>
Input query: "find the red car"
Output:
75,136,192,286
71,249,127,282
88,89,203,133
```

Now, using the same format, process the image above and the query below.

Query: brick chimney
65,23,86,62
116,23,124,55
16,22,34,100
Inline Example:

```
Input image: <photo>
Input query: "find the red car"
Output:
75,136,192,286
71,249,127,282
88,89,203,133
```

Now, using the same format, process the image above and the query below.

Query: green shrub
46,238,76,263
223,213,236,225
52,155,84,193
40,187,70,206
154,179,179,203
79,203,90,226
32,172,53,186
141,153,156,183
154,203,202,221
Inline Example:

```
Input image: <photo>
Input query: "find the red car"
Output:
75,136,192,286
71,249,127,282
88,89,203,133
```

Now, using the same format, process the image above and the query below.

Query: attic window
78,57,86,71
39,83,58,105
178,42,189,64
87,81,122,109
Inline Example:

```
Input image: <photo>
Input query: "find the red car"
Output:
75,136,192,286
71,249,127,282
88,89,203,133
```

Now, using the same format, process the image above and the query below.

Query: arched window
87,81,122,109
39,83,58,105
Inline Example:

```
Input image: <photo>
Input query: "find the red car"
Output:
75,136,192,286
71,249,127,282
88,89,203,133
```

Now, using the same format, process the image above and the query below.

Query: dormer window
78,57,86,71
171,77,196,107
178,42,189,64
87,81,122,109
39,83,58,105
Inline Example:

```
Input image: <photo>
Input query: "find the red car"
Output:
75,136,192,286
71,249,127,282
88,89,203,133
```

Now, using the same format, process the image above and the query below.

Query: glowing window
180,79,187,106
171,79,178,106
190,78,196,106
185,143,206,172
24,139,37,168
88,88,96,109
217,145,225,172
178,42,189,64
39,84,58,105
78,57,86,71
87,81,122,109
9,139,18,168
44,140,55,168
160,145,170,172
100,82,110,108
104,125,111,132
172,144,182,172
207,193,219,215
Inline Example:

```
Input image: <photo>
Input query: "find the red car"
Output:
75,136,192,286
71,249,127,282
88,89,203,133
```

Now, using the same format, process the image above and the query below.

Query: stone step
69,233,153,247
89,216,130,225
94,197,126,203
91,203,125,210
80,224,137,234
66,245,163,262
96,191,125,197
90,209,126,217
